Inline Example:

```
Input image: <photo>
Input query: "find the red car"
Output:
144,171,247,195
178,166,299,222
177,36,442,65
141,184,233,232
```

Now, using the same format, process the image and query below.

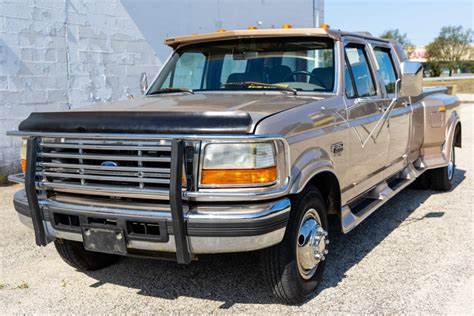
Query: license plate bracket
81,225,127,255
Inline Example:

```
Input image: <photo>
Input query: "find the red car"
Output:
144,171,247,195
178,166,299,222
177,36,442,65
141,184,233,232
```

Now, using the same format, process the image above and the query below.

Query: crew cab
8,26,461,304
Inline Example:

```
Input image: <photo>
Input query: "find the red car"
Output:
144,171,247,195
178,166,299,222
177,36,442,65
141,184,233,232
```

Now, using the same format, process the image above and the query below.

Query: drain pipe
64,0,72,110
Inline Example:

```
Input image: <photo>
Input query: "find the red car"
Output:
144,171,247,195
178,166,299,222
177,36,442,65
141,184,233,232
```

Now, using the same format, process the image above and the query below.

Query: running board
341,164,423,234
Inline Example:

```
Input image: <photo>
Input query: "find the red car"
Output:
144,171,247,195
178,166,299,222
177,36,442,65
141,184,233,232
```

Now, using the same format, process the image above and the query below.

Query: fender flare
443,111,461,162
289,147,338,195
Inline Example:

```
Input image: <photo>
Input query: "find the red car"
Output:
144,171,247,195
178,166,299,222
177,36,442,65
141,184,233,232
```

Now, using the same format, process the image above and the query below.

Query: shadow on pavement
85,169,466,308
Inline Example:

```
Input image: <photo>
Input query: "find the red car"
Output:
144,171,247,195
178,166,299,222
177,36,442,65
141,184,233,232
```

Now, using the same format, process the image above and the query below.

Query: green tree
426,26,473,76
380,29,415,56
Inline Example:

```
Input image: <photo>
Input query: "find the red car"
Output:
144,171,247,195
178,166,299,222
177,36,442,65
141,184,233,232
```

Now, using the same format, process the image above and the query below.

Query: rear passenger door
343,40,390,199
372,44,411,177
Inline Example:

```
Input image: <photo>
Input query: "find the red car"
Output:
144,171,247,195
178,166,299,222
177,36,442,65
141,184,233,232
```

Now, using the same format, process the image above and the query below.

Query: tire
261,186,328,305
410,172,431,190
431,144,455,191
54,239,119,271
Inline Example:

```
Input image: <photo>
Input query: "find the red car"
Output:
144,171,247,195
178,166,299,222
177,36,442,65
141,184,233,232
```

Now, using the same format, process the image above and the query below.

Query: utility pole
312,0,324,27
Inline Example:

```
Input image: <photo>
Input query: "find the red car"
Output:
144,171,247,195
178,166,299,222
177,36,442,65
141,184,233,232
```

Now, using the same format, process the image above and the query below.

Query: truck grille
37,137,174,200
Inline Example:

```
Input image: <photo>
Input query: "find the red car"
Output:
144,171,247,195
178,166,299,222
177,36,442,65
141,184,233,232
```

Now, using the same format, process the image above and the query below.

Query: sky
325,0,473,46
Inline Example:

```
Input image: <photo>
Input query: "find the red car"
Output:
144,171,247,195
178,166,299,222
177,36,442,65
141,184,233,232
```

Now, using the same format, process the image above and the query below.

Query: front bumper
13,189,290,255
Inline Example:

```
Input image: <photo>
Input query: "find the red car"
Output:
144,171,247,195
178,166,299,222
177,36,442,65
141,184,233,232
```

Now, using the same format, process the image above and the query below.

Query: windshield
148,37,335,94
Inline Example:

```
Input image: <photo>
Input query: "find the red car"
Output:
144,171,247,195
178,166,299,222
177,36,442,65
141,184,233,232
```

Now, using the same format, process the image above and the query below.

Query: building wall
123,0,324,62
0,0,161,180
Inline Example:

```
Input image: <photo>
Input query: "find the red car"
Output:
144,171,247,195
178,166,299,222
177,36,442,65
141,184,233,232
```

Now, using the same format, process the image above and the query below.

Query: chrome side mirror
140,72,148,94
400,61,423,97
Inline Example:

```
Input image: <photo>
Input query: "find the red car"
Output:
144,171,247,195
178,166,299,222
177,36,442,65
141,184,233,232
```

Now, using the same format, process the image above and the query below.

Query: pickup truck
8,26,462,304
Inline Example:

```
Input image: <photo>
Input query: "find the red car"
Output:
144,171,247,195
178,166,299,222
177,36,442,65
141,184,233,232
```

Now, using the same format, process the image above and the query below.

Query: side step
341,164,423,233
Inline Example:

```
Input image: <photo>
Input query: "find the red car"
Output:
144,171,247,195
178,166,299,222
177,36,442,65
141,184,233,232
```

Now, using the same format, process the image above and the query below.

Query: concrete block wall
0,0,161,180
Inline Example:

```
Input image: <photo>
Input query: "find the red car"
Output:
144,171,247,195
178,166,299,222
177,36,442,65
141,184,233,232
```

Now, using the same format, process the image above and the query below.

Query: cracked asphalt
0,105,472,313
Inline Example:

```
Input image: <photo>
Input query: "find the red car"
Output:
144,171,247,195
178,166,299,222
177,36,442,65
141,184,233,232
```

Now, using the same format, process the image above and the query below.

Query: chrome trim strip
39,152,171,162
43,172,171,184
41,196,291,222
40,162,170,174
40,181,170,199
40,142,172,151
14,189,290,222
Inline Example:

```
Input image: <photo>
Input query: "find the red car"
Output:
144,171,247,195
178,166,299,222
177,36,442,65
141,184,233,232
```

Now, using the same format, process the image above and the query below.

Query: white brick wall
0,0,161,180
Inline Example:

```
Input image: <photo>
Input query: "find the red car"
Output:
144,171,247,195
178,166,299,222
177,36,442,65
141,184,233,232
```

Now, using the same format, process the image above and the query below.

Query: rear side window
344,44,376,97
373,47,398,94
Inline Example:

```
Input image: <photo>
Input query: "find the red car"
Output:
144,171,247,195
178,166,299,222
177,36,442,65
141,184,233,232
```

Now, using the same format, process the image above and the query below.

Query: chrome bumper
13,190,290,255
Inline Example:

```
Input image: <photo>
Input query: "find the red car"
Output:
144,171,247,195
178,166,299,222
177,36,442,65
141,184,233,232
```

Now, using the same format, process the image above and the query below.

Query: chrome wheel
448,147,455,181
296,208,328,279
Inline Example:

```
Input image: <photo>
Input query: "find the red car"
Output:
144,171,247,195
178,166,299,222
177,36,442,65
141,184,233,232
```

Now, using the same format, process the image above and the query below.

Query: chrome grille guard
24,136,192,263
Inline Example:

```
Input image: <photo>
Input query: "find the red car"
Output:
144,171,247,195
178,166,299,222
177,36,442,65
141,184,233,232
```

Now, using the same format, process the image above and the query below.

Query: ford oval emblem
101,161,118,167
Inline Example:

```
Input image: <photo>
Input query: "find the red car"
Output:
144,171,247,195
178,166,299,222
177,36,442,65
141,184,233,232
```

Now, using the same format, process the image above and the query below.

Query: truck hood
19,93,329,134
75,93,324,121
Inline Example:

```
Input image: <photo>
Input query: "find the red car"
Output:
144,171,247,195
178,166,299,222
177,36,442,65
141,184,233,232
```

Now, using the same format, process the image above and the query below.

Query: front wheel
261,186,329,305
54,239,120,271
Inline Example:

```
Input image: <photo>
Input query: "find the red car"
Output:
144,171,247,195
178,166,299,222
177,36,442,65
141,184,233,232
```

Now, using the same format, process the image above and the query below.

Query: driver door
343,40,390,199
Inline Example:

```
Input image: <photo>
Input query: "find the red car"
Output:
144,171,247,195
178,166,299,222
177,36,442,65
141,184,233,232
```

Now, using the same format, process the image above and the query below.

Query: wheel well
454,122,462,148
304,171,341,217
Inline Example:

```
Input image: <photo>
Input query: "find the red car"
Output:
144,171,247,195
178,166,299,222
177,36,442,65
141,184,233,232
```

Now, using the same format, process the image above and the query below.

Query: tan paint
164,27,389,48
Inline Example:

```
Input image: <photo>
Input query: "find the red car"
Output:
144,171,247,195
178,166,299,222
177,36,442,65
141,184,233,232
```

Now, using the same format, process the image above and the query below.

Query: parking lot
0,105,472,314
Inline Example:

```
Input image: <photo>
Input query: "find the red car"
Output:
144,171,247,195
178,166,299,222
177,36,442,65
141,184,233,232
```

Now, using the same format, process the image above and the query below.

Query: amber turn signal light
201,166,277,186
21,159,27,173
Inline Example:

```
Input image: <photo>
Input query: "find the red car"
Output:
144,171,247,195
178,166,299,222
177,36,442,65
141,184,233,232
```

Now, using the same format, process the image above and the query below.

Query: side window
344,62,356,98
373,47,398,94
344,44,376,97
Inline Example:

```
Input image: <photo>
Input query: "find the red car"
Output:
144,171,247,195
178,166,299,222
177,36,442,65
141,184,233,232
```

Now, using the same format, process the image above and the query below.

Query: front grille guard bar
25,137,47,246
25,137,192,264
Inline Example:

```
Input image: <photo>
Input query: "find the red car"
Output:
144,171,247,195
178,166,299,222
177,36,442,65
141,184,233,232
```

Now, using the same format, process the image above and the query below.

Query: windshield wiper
148,87,194,95
222,81,297,95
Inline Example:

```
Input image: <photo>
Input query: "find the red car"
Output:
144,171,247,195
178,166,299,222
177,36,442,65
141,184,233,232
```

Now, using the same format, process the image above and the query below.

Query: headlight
20,138,27,173
201,142,277,187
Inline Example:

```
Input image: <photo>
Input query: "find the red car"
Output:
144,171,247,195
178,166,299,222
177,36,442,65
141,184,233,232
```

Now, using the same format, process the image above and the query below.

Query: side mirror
140,72,148,94
400,61,423,97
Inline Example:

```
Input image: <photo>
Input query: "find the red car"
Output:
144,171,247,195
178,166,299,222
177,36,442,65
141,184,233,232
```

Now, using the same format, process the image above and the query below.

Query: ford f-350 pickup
8,26,461,304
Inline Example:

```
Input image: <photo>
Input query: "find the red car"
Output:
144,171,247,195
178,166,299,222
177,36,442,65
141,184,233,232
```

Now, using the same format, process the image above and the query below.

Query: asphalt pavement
0,105,472,314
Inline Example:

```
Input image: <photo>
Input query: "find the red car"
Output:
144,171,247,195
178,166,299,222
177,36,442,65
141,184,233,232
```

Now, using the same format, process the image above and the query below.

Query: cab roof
164,27,389,48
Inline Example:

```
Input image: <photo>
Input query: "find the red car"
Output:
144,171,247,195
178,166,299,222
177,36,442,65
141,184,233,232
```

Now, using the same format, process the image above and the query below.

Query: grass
423,78,474,94
17,281,29,289
0,283,6,290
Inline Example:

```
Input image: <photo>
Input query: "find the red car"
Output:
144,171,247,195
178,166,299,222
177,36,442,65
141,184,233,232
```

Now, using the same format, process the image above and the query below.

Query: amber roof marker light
281,23,293,29
320,23,330,29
